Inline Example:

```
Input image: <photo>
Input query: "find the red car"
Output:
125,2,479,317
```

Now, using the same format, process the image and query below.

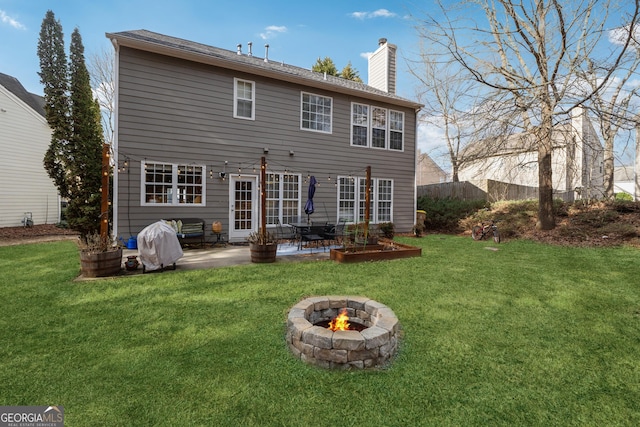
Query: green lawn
0,236,638,426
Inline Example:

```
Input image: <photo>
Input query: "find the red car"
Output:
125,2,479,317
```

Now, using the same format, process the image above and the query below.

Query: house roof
106,29,423,111
0,72,45,117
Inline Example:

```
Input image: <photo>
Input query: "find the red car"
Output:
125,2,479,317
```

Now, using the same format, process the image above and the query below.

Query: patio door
228,175,258,242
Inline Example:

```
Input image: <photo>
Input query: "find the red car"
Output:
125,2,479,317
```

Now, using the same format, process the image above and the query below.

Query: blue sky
0,0,429,99
1,0,445,161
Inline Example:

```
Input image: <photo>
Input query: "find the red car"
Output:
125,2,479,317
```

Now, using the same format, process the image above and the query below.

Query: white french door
228,175,258,242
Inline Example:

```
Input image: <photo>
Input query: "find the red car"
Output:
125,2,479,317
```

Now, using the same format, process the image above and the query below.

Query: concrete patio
120,242,334,274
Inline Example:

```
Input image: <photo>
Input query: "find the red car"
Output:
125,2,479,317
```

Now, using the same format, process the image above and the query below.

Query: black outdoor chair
300,223,328,251
322,218,347,245
275,219,297,245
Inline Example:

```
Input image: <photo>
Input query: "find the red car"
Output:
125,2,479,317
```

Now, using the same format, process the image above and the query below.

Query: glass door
228,175,258,242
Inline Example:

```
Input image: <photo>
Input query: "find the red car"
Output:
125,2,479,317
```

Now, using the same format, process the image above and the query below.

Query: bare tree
408,41,478,182
88,47,115,146
415,0,639,229
578,30,640,199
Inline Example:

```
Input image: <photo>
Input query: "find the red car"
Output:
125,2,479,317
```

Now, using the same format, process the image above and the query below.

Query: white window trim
337,175,393,224
389,109,405,152
371,106,388,150
234,78,255,120
141,160,206,206
265,172,302,224
300,91,333,134
350,102,369,147
350,103,405,152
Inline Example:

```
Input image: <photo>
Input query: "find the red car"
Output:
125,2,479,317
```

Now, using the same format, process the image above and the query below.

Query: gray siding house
107,30,422,242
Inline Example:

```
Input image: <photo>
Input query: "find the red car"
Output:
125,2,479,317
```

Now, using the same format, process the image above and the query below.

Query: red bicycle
471,220,500,243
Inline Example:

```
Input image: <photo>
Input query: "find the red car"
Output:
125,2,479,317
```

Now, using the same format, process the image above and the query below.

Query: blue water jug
127,236,137,250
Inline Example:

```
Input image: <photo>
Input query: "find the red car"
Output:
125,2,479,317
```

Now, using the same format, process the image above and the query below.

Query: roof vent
237,44,242,55
264,44,269,63
247,42,253,57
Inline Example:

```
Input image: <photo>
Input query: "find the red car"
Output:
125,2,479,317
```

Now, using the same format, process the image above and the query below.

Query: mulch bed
0,224,78,246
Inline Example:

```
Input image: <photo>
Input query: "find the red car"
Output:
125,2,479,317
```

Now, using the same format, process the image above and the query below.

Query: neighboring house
416,151,447,185
458,107,604,200
614,165,635,199
106,30,422,242
0,73,60,228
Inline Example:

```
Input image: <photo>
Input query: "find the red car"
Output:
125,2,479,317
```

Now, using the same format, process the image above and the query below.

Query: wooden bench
169,218,205,247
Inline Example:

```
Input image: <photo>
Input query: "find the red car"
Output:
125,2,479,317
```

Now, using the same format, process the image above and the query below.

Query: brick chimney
368,38,397,94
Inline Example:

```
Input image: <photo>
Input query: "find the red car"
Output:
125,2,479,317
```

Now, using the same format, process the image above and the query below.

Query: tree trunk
537,111,555,230
603,129,615,199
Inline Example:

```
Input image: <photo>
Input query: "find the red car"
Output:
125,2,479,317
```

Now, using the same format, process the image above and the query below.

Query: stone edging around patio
286,296,400,370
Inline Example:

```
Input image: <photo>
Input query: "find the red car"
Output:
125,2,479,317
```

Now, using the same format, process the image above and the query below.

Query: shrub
417,196,488,231
615,192,633,201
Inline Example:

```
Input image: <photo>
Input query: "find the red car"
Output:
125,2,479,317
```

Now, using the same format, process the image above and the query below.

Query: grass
0,236,639,426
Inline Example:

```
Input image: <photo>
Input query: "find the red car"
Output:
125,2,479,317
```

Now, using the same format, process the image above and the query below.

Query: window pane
235,79,254,119
352,103,368,146
301,93,332,133
338,177,356,223
372,107,387,148
389,111,404,150
377,179,392,222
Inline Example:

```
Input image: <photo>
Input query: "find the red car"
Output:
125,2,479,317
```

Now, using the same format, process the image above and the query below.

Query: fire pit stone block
287,295,400,370
303,326,333,349
332,330,366,351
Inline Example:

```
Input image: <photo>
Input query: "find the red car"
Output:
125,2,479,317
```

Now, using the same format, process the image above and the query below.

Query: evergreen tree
38,11,105,240
66,28,105,238
38,10,71,197
340,62,362,83
312,57,338,76
312,57,362,82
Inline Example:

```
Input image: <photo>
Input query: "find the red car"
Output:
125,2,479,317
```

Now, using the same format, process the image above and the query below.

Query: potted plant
247,230,278,263
79,232,123,277
378,222,395,239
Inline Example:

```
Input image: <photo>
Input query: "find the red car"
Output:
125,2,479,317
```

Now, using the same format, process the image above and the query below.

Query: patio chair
275,219,297,246
300,223,328,252
323,218,347,245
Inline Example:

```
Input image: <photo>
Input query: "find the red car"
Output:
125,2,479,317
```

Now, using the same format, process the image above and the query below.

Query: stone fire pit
286,296,400,369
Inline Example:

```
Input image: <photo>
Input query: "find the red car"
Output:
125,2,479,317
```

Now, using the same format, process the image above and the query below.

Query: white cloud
350,9,396,20
259,25,287,40
0,10,26,30
360,51,373,60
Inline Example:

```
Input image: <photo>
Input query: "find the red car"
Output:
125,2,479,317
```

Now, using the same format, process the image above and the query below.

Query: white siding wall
0,86,59,227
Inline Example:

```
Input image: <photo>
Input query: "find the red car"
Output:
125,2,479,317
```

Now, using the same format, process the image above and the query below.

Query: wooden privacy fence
417,180,574,202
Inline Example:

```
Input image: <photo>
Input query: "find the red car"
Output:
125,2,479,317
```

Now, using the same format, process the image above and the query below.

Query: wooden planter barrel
80,248,123,277
249,243,277,263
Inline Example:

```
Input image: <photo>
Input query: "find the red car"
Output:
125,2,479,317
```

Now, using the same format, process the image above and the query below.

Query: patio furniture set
276,219,347,252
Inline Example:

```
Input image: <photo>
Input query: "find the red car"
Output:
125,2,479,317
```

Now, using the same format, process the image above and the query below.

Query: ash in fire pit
286,296,400,369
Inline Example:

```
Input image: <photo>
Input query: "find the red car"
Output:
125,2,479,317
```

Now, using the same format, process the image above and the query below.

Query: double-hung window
350,103,404,151
142,161,205,205
266,173,301,224
301,92,332,133
234,78,255,120
338,176,393,223
371,107,387,149
351,103,368,146
389,110,404,151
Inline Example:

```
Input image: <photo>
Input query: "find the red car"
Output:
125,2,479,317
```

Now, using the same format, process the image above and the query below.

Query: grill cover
137,221,183,271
